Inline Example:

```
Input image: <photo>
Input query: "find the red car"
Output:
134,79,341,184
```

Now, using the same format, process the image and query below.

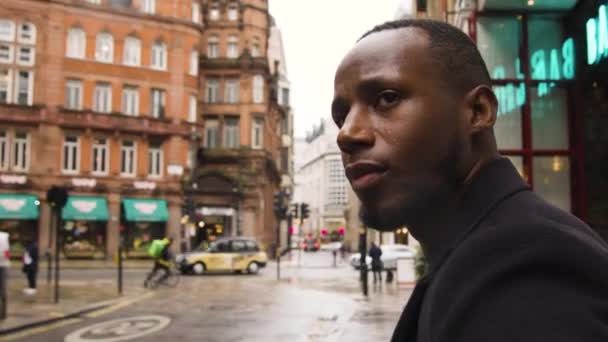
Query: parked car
0,232,9,268
301,238,320,252
176,237,268,275
349,244,414,270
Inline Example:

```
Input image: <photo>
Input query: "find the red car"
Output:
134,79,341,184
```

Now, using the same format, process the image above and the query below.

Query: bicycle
147,260,181,289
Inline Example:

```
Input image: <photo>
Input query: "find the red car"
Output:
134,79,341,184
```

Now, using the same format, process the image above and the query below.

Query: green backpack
148,239,165,258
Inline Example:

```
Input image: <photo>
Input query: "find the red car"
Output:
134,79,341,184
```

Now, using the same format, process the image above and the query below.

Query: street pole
359,227,368,297
276,219,280,281
54,207,61,304
297,220,303,268
118,236,123,295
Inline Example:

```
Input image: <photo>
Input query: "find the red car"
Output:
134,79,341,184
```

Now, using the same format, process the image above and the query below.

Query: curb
0,297,121,336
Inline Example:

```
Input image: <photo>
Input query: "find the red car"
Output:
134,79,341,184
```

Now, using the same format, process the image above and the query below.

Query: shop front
189,207,234,250
0,193,39,259
61,196,108,259
122,198,169,258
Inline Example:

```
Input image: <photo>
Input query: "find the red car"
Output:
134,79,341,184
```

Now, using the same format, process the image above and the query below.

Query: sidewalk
8,259,150,272
0,274,145,335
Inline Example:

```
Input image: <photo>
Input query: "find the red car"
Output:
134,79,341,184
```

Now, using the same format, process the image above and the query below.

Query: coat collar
425,157,530,272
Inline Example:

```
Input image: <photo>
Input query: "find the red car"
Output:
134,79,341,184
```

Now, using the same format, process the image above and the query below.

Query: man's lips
345,161,388,190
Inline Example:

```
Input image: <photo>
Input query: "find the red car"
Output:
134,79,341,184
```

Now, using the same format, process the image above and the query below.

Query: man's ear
464,85,497,134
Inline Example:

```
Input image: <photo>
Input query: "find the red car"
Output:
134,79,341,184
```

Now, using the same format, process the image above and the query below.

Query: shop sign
0,199,26,212
0,174,27,184
199,207,234,216
167,164,184,176
71,200,97,213
134,181,156,190
492,37,574,117
135,202,158,214
587,3,608,65
71,178,96,188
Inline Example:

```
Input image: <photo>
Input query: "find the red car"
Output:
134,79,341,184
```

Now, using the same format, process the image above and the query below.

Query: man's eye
375,91,400,109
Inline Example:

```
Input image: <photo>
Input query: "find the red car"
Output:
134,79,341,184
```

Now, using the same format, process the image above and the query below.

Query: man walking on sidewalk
22,240,38,295
333,18,608,342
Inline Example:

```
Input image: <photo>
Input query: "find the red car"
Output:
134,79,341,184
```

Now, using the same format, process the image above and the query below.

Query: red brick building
0,0,289,259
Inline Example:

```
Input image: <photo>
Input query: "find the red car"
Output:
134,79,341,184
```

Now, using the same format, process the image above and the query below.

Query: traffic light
273,191,287,219
291,203,300,219
321,228,327,236
300,202,310,220
338,227,345,235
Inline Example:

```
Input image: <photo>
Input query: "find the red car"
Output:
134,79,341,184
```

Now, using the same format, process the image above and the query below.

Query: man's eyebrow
355,76,402,97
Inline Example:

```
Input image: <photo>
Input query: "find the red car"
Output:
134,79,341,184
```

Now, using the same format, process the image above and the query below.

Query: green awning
122,198,168,222
0,194,39,220
62,196,109,221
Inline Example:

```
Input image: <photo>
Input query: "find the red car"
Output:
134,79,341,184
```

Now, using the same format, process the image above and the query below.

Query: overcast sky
269,0,401,138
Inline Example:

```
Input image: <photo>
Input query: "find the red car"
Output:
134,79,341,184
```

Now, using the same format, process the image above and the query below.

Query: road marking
0,318,82,341
85,292,156,318
64,315,170,342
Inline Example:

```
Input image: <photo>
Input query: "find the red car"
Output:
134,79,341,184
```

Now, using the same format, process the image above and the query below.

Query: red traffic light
321,228,327,236
289,226,295,234
338,227,345,235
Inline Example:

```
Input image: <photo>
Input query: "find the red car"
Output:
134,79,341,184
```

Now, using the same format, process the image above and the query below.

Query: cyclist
144,237,173,288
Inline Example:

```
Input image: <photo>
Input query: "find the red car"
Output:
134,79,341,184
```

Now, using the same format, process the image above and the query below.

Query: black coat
392,158,608,342
22,242,38,273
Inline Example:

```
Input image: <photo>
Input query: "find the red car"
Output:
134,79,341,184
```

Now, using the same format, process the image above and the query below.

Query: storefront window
531,86,569,149
533,156,570,211
0,220,36,258
477,17,522,79
493,83,523,149
126,222,164,258
63,221,106,259
528,16,575,81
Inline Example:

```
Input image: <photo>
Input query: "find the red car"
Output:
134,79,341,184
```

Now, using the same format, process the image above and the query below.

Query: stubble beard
358,136,465,232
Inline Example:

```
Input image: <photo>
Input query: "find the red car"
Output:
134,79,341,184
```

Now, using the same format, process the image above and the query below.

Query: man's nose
336,105,374,154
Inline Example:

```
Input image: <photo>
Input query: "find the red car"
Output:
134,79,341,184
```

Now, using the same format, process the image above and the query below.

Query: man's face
332,28,469,231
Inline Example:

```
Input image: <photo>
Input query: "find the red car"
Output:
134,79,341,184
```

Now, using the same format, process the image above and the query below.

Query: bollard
332,250,337,267
0,267,6,320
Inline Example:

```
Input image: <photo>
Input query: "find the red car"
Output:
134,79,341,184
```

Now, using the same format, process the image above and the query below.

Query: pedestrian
21,240,38,295
333,18,608,341
368,242,382,284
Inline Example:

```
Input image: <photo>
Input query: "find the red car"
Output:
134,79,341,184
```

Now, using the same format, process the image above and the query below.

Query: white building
293,119,347,239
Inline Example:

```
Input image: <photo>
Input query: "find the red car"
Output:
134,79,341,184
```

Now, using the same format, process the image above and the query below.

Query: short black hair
359,19,491,93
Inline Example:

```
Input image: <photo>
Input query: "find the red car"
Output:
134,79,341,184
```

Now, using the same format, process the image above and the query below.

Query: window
12,132,29,172
151,41,167,70
223,117,239,148
66,28,86,59
95,32,113,63
65,79,83,110
188,95,197,123
207,35,219,58
18,23,36,45
150,88,165,118
0,69,10,103
122,86,139,116
252,118,263,149
123,36,141,66
224,78,239,103
228,3,238,21
0,20,15,42
252,75,264,103
205,78,219,103
209,4,220,21
231,240,246,252
148,142,163,177
16,46,34,66
0,44,13,63
0,131,7,170
203,118,219,148
15,70,33,105
120,140,136,176
142,0,156,14
92,138,108,175
62,135,79,174
192,2,201,24
189,50,198,76
227,35,238,58
280,88,290,106
93,83,112,113
251,37,260,57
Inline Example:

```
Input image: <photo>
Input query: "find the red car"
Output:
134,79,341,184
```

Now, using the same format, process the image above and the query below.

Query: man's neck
410,154,500,268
